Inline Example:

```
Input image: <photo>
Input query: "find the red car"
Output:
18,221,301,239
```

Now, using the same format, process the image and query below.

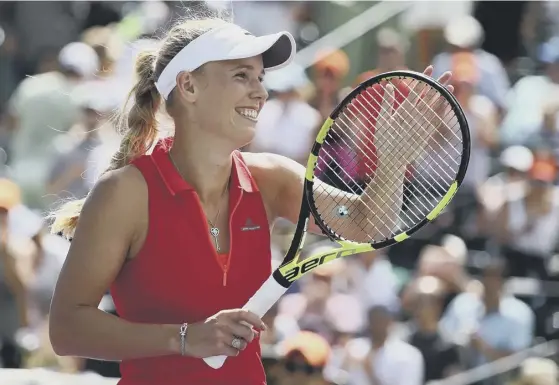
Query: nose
251,79,268,103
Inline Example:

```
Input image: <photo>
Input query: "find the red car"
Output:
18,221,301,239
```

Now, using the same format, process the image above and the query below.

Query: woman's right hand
184,309,267,358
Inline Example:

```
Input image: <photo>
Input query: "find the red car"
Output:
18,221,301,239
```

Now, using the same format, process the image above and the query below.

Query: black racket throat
275,188,333,289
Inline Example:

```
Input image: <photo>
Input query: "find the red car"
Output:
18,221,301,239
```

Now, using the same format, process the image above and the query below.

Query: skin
49,53,453,363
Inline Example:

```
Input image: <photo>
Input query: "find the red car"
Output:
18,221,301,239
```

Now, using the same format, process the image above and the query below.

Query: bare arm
50,167,267,361
49,167,181,360
248,153,404,242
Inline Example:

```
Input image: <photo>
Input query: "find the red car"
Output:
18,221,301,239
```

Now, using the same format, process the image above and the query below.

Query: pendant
210,227,220,252
210,227,219,237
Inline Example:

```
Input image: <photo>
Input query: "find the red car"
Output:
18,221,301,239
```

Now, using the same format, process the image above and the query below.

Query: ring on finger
232,337,243,350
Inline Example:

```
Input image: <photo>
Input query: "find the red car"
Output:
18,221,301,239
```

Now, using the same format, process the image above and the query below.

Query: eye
235,72,249,80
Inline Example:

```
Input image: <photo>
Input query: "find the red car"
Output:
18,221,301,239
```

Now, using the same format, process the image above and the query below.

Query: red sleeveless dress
110,138,272,384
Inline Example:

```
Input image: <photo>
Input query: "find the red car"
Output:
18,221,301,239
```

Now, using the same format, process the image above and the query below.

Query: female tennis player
48,14,453,385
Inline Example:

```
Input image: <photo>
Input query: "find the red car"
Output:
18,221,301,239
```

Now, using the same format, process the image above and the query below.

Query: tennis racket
204,69,470,369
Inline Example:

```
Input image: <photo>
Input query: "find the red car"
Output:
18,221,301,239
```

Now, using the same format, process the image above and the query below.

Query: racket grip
203,275,288,369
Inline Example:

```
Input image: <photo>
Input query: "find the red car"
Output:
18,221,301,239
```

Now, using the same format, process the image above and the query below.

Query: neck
484,294,500,312
418,318,439,334
169,120,234,204
371,335,387,349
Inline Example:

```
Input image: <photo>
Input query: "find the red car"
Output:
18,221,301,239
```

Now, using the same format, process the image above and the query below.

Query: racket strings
355,82,462,219
315,140,422,235
316,118,437,239
328,82,461,196
321,89,456,224
361,82,462,176
312,77,464,243
314,122,423,240
357,84,461,191
359,81,462,218
315,112,433,238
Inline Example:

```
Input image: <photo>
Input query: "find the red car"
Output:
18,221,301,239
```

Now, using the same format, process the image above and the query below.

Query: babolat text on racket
204,70,471,368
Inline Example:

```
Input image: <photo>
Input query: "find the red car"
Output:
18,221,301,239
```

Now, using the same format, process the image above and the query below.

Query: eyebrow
231,64,265,76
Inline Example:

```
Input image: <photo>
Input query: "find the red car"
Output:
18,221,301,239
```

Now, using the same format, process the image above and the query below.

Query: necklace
168,153,229,252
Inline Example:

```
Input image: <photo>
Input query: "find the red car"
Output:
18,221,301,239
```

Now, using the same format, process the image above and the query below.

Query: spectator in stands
46,106,102,205
452,51,499,190
0,179,27,368
354,27,409,85
501,36,559,152
346,249,401,313
440,257,535,376
342,305,424,385
0,24,19,155
80,25,118,79
437,50,498,238
481,146,559,278
45,82,117,207
271,331,332,385
309,48,350,120
402,244,474,314
259,303,300,348
248,63,321,165
4,42,99,210
477,145,534,216
0,178,70,370
432,15,510,116
408,276,463,382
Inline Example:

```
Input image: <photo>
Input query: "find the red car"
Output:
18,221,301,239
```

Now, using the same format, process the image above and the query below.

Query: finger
215,328,248,352
407,77,427,110
437,71,452,86
218,341,242,357
227,309,266,331
447,85,455,94
224,320,256,343
423,84,440,108
230,337,248,351
434,96,449,121
378,83,394,121
423,65,434,77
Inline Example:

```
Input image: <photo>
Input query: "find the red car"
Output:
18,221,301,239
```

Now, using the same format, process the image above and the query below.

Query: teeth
237,108,258,120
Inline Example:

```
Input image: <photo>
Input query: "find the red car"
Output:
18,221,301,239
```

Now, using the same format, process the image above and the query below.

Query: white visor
155,23,296,100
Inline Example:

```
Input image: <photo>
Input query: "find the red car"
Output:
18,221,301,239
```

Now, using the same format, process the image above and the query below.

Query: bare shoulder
84,165,147,216
73,164,148,250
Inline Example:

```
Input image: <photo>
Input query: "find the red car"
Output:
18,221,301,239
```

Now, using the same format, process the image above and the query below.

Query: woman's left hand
375,66,454,168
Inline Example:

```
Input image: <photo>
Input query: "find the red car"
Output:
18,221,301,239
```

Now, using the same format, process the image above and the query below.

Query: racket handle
203,275,288,369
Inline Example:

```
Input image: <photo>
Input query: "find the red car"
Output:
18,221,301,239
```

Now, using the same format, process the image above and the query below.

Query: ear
174,71,198,103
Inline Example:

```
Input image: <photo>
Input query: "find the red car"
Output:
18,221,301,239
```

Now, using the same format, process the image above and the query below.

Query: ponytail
50,50,161,239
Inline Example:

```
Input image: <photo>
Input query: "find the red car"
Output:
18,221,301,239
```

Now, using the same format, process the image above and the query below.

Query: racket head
305,70,471,249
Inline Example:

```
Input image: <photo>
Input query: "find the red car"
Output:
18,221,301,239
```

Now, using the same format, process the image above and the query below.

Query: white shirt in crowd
347,256,401,312
344,337,424,385
250,98,321,163
507,187,559,258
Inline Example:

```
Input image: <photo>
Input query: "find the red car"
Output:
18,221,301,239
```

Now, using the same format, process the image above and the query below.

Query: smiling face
173,55,268,147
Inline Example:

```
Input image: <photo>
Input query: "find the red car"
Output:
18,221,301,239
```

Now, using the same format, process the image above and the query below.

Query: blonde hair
51,11,230,239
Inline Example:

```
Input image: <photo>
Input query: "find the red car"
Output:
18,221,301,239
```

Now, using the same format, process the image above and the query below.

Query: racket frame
277,70,470,285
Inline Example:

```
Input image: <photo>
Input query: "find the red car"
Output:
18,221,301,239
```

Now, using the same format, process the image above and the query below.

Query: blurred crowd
1,1,559,385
